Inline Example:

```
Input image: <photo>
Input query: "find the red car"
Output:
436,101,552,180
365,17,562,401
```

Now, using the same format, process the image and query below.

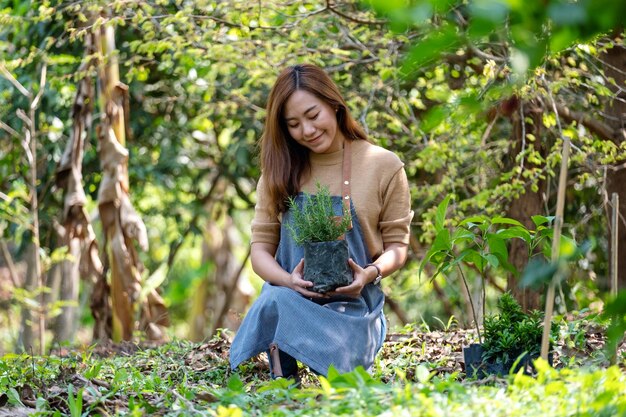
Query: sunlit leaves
402,23,463,74
1,337,625,415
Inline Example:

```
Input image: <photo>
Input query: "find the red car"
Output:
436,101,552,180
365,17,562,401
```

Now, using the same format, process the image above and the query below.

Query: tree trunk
54,30,103,345
504,98,545,311
602,35,626,291
53,238,81,343
18,243,38,352
16,64,46,354
188,199,251,341
95,21,168,341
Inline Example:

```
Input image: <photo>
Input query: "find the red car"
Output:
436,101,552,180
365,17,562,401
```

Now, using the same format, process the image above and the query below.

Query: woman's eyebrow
285,105,318,121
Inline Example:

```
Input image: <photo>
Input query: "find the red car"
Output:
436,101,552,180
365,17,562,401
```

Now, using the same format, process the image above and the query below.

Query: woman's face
283,90,344,154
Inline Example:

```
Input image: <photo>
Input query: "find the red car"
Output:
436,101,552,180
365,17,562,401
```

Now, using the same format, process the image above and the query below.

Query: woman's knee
261,284,299,304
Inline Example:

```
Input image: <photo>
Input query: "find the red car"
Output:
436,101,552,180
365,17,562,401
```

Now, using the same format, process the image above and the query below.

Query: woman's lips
308,133,323,144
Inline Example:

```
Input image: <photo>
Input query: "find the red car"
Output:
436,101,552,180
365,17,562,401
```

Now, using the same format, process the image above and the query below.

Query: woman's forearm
364,242,408,283
250,242,292,287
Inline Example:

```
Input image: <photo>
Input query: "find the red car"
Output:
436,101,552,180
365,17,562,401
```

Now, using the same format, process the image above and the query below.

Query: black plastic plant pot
462,343,554,379
303,239,352,294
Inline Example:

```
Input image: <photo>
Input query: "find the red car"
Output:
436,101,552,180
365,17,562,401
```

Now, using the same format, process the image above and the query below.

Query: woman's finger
294,276,314,288
294,258,305,273
347,258,362,272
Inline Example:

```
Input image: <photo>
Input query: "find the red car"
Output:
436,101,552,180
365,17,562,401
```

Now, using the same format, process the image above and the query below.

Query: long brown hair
260,64,368,216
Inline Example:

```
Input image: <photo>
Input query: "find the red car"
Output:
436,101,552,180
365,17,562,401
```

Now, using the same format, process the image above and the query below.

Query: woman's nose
303,121,316,137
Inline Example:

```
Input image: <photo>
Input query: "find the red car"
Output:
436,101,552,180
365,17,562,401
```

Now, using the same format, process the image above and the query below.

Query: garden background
1,0,626,415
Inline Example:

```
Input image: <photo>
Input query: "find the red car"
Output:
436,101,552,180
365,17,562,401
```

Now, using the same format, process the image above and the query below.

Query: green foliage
602,290,626,360
286,183,352,245
482,292,558,364
0,335,624,416
1,0,623,339
421,197,564,280
66,384,84,417
520,238,595,290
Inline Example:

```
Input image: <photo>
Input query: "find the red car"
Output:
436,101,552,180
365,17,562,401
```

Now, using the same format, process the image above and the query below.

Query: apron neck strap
342,139,353,229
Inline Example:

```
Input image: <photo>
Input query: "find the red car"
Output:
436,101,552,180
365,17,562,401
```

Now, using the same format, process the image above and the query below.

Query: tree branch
0,64,31,98
0,240,21,288
212,245,252,334
325,0,387,26
0,119,20,138
553,102,618,142
166,172,222,268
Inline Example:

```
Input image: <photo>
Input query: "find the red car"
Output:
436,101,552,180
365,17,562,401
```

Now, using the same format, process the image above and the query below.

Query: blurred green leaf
520,258,558,289
435,195,452,232
401,23,462,73
496,226,531,243
531,215,554,227
420,105,449,133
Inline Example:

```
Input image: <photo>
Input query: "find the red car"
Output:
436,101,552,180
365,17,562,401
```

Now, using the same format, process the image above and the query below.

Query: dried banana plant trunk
94,22,168,341
55,31,104,344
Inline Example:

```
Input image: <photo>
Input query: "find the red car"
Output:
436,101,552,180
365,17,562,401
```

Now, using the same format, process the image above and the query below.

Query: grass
0,320,624,416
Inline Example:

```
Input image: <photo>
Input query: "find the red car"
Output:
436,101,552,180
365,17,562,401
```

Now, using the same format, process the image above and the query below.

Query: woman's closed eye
288,113,318,128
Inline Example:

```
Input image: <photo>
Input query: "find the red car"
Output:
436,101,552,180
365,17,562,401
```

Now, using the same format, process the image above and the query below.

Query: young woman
229,64,413,379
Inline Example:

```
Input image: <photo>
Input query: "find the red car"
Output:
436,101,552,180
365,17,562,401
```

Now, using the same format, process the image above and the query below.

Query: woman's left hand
332,259,370,298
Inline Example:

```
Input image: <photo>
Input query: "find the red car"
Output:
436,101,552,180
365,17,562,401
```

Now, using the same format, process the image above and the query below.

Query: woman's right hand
289,259,321,298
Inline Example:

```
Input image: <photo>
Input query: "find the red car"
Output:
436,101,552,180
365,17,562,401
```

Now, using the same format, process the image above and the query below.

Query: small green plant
482,292,558,365
420,196,581,343
287,182,352,245
67,384,84,417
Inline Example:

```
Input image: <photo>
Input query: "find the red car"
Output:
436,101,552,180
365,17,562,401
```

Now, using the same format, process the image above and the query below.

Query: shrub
482,292,557,364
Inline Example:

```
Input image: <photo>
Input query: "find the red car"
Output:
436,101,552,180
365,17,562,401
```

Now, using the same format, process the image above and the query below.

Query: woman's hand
332,259,371,298
288,259,322,298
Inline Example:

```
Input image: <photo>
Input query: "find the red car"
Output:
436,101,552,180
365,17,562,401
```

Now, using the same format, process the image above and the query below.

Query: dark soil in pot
303,239,352,294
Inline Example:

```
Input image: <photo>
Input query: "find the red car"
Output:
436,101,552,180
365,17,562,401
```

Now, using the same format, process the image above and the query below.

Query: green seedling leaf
431,228,451,252
496,226,532,243
458,215,487,227
435,195,452,232
451,228,475,243
484,253,500,268
463,249,486,272
415,364,432,383
67,384,83,417
226,374,244,393
257,377,293,392
531,215,554,227
492,217,524,227
7,388,24,407
486,234,508,263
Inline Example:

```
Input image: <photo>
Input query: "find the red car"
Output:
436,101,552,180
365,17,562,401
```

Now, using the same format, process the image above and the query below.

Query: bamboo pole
540,137,571,360
611,193,619,296
8,64,47,355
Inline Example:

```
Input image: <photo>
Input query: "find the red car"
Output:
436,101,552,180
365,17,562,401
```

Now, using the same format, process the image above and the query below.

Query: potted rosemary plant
287,183,353,294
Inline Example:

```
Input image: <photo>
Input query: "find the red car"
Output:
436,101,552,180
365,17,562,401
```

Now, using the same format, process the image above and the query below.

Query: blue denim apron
229,194,386,376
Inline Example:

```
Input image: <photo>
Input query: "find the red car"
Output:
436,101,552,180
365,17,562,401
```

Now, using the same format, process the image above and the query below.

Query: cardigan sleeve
379,165,413,245
250,175,281,246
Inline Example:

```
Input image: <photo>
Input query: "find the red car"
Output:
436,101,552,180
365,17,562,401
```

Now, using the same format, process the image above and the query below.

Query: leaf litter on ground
0,316,624,416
